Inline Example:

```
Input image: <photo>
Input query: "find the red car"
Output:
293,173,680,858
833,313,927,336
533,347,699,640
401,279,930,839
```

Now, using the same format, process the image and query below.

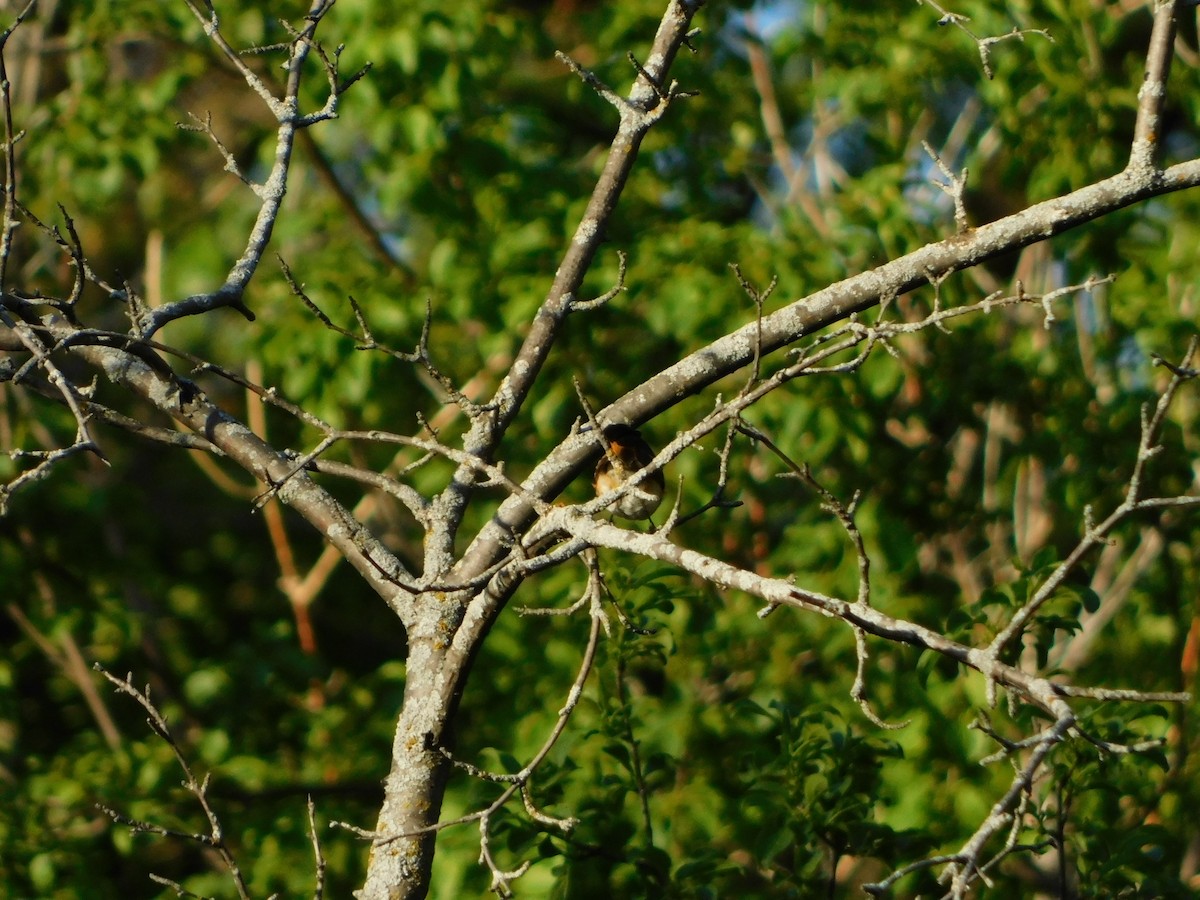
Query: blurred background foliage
2,0,1199,896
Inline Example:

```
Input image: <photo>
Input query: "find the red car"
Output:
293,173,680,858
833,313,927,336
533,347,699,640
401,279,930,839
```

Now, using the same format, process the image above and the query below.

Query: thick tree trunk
357,625,461,900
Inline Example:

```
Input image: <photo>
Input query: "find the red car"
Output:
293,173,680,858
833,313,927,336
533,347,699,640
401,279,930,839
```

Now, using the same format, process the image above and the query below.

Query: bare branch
141,1,348,336
426,1,707,575
179,111,259,193
923,139,970,231
989,337,1199,658
1128,0,1179,172
95,665,253,900
308,796,327,900
917,1,1054,79
284,260,486,419
730,263,777,384
456,145,1200,586
556,51,625,110
567,249,628,312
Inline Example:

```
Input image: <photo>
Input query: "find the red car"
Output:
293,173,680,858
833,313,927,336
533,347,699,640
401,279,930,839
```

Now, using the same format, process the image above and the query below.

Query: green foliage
4,0,1200,897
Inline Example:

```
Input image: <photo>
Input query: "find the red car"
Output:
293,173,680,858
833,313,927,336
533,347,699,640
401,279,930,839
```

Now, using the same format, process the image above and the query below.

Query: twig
917,1,1053,79
729,263,777,384
989,337,1200,663
307,796,327,900
94,665,252,900
923,139,970,231
282,260,486,418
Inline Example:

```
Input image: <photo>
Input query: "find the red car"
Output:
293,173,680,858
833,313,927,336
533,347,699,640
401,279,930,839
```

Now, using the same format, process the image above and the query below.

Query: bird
593,423,665,521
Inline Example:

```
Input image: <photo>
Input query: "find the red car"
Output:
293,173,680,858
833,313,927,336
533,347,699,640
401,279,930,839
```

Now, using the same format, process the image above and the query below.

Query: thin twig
95,666,252,900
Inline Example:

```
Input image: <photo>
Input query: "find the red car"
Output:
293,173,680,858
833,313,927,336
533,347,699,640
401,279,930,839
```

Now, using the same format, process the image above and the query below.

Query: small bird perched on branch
593,423,665,520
